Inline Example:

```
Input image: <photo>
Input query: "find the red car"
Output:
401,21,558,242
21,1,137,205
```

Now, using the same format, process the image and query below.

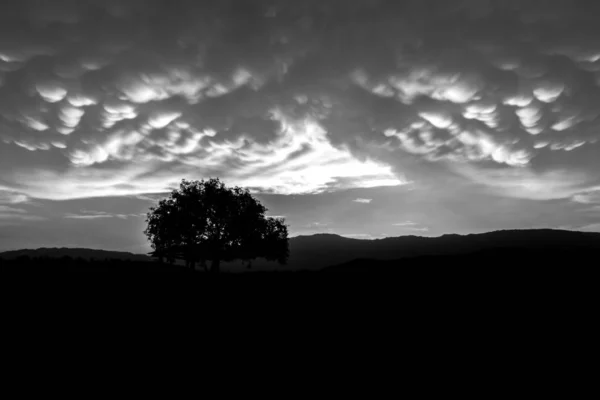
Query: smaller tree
144,178,289,272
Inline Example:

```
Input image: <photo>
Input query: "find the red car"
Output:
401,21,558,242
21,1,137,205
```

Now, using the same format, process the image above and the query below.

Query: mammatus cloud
7,113,404,200
0,0,598,204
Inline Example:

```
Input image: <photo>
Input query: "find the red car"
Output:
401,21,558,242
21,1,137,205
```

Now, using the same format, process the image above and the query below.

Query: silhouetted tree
144,178,289,273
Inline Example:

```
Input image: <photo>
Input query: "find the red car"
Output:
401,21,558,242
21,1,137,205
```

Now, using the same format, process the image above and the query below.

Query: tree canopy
144,178,289,272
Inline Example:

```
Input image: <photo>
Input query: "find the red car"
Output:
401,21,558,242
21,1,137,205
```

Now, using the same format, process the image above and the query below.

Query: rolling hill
0,247,152,262
1,229,598,272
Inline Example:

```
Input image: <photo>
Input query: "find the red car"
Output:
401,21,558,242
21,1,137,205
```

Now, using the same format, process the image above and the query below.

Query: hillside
1,229,598,272
245,228,600,271
0,247,153,262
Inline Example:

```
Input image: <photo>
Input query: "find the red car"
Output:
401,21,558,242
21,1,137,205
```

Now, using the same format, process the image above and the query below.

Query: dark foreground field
2,247,596,274
2,247,596,315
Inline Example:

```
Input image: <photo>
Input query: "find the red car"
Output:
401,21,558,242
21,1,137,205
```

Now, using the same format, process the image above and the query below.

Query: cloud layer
0,0,599,204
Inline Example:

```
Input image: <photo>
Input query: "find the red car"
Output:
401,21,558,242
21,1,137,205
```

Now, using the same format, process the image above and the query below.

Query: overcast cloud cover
1,0,599,252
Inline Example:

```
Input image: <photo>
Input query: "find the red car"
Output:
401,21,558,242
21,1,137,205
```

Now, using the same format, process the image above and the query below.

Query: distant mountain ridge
1,229,598,271
283,229,600,270
0,247,152,262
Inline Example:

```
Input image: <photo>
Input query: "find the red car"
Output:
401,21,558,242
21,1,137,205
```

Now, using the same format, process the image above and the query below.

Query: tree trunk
210,259,221,274
200,259,208,272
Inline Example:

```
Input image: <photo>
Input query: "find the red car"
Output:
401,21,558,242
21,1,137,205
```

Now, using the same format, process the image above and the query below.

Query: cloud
0,0,599,203
575,223,600,232
0,190,41,223
0,204,45,222
450,163,598,201
339,233,386,240
572,188,600,204
64,210,142,220
304,222,329,229
0,190,28,204
353,198,372,204
0,205,26,214
392,221,418,227
0,215,47,226
132,193,169,203
7,114,405,200
391,221,429,232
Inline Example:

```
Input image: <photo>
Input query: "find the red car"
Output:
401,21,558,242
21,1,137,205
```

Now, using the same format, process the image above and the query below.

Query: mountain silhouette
0,247,152,262
267,228,600,271
1,229,598,272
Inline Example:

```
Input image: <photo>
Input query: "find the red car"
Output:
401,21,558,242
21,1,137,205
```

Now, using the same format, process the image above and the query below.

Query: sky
1,0,600,253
